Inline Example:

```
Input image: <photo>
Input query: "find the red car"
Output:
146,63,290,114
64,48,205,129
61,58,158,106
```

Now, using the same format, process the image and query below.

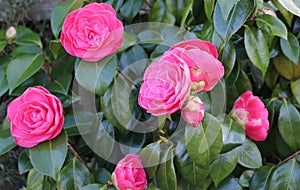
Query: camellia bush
1,0,300,189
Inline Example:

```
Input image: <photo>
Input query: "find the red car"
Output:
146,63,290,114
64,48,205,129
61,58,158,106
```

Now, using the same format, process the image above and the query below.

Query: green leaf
179,0,193,28
217,0,240,21
51,0,85,38
120,0,143,22
210,178,242,190
280,32,300,64
119,45,148,70
94,168,111,184
277,0,300,17
139,141,160,179
15,33,42,48
166,0,185,20
29,131,68,179
42,176,57,190
214,0,255,42
278,101,300,151
256,14,288,39
7,54,44,93
49,39,64,59
156,146,177,190
63,114,80,136
119,132,146,154
209,79,226,116
0,69,8,97
269,159,300,190
210,149,238,186
175,141,210,185
58,158,92,190
0,40,6,51
238,170,254,188
221,41,236,78
249,165,275,190
272,0,293,27
237,139,262,169
0,117,16,155
221,116,245,153
273,53,300,80
119,32,137,52
291,78,300,105
244,26,270,76
26,169,44,190
149,0,176,25
75,55,117,96
105,0,124,11
204,0,215,21
81,184,105,190
18,150,33,174
185,113,223,167
11,44,41,56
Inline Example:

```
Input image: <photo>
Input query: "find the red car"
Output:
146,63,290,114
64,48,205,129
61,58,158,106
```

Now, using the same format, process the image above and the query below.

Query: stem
144,0,152,9
68,144,92,173
276,149,300,167
41,48,53,82
116,67,138,87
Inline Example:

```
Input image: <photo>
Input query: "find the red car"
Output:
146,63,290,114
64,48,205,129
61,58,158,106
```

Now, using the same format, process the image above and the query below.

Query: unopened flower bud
6,26,16,44
181,95,205,127
261,8,277,17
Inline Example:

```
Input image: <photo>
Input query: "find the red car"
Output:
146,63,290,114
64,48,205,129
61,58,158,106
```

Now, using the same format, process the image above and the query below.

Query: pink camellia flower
233,90,269,141
181,95,205,127
161,39,224,92
60,2,124,62
7,86,64,148
112,154,147,190
138,59,191,116
261,8,277,17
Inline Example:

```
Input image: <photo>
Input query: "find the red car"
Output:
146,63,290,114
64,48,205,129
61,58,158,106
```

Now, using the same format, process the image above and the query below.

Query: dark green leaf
0,40,6,51
94,168,111,184
11,44,41,56
214,0,255,42
244,26,270,76
119,132,146,154
278,101,300,151
0,70,8,97
256,14,288,39
238,170,254,188
272,0,293,27
120,0,143,22
58,158,93,190
273,52,300,80
119,45,148,70
269,159,300,190
210,80,226,116
166,0,185,20
221,41,236,78
210,149,238,186
280,32,300,64
211,178,242,190
29,131,68,179
63,114,80,136
217,0,240,21
105,0,124,11
221,116,245,153
204,0,215,21
139,141,160,179
291,78,300,105
179,0,193,28
237,139,262,169
49,39,64,59
42,176,57,190
18,150,33,174
81,184,105,190
119,32,137,52
185,113,223,167
75,55,117,96
156,146,177,190
0,117,16,155
15,33,42,47
7,54,44,93
249,165,275,190
175,141,210,185
277,0,300,17
51,0,85,38
26,169,44,190
149,0,176,25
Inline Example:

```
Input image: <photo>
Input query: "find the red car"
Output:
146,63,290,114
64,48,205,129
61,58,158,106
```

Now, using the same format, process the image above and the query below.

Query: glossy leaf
18,150,33,175
210,149,238,186
175,141,210,185
0,40,6,51
149,0,176,25
75,55,117,96
291,78,300,105
238,170,254,188
278,101,300,151
221,41,236,78
280,32,300,64
7,54,44,93
272,0,293,27
58,158,93,190
94,168,111,185
81,184,105,190
119,32,137,52
256,14,288,39
51,0,84,38
0,118,16,155
26,169,44,190
244,26,270,76
221,116,245,153
237,139,262,169
210,79,226,116
214,0,255,42
139,141,160,179
15,32,42,47
204,0,215,21
269,159,300,190
185,113,223,167
217,0,240,21
0,70,8,97
119,132,146,154
273,53,300,80
277,0,300,17
209,178,242,190
29,131,68,179
156,146,177,190
166,0,185,20
249,165,275,190
120,0,143,22
49,39,64,59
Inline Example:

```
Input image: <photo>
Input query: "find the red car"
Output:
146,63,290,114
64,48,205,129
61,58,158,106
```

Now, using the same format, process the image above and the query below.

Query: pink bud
6,26,16,43
181,96,205,127
261,8,277,17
